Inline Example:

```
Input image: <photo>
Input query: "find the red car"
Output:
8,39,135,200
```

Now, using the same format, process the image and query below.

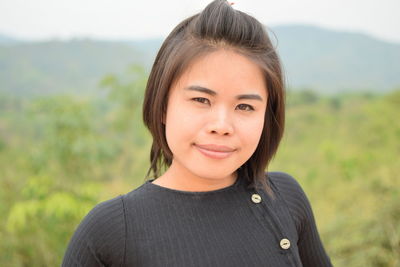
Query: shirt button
251,194,262,203
280,238,291,249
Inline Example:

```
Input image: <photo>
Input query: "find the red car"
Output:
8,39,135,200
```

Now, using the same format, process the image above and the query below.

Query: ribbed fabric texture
62,172,333,267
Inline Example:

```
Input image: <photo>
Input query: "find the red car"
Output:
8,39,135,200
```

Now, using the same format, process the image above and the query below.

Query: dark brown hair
142,0,285,195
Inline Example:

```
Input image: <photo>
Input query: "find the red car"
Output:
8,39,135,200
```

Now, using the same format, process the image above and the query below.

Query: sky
1,0,399,43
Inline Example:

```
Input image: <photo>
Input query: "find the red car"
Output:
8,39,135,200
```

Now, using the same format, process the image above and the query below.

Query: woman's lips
194,144,236,159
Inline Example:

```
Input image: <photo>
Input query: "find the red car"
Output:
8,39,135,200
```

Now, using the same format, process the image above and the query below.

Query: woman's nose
206,108,234,136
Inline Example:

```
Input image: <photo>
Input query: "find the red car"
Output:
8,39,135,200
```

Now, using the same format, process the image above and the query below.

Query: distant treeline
1,25,400,97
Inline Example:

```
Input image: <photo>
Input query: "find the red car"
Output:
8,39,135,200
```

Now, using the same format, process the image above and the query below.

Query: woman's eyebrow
185,85,216,96
184,85,264,101
237,94,263,101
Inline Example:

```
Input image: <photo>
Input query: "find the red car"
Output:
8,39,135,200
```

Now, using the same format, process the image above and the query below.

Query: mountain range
1,25,399,97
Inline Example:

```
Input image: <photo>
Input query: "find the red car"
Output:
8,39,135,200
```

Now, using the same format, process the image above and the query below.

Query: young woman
63,1,332,266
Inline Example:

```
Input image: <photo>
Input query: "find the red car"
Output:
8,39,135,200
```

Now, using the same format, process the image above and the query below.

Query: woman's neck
152,161,237,192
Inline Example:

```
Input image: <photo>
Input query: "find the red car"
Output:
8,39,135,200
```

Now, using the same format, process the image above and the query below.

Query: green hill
1,25,399,96
273,25,400,92
0,39,145,96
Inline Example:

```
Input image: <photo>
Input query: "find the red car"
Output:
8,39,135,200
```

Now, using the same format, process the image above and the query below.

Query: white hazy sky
1,0,399,43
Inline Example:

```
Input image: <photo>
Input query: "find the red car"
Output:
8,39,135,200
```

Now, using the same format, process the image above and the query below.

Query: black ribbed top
62,172,332,267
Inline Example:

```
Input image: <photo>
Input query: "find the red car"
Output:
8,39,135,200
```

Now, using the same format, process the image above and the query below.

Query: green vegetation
273,89,400,266
0,67,399,266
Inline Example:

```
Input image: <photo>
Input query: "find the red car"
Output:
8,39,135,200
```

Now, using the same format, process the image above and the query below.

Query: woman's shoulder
266,171,313,223
72,195,126,244
88,195,125,222
266,172,304,193
62,196,126,266
267,172,333,266
267,171,307,198
85,181,150,223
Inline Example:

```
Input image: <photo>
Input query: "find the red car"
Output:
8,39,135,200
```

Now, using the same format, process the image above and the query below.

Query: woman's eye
236,104,254,111
192,97,210,105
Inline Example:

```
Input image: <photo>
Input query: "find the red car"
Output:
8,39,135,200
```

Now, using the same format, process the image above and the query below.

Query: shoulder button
280,238,291,249
251,193,262,203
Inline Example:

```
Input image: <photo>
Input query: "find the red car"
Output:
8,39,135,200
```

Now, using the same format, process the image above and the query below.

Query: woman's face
164,49,267,183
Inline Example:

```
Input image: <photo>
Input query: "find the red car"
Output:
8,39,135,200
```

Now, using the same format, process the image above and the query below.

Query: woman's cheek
243,118,265,144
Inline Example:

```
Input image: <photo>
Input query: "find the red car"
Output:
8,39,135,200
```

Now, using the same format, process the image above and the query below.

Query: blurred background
0,0,399,266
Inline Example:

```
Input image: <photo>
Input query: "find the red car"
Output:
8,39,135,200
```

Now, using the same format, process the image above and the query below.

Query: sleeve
268,172,333,267
62,196,126,267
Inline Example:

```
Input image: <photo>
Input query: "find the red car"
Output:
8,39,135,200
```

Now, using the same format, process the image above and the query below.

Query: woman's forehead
171,50,267,97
